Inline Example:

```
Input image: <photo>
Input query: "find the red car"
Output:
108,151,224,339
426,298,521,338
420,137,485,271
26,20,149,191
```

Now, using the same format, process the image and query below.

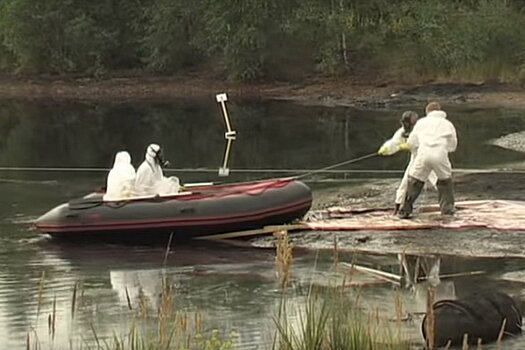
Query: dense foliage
1,0,525,82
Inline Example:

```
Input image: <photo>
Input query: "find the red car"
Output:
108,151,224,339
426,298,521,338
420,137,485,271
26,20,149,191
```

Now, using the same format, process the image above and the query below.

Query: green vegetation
273,291,411,350
273,230,412,350
1,0,525,82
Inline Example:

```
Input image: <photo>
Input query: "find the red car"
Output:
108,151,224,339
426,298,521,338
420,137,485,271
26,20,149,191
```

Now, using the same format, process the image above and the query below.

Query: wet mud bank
2,74,525,109
252,170,525,258
309,171,525,211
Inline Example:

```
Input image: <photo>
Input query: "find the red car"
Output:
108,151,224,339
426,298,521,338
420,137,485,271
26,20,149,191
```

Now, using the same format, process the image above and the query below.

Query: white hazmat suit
407,110,457,181
379,127,438,206
398,107,457,218
134,144,180,196
103,151,136,201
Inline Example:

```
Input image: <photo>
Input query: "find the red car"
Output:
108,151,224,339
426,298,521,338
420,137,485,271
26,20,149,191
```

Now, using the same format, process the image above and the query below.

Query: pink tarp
305,200,525,232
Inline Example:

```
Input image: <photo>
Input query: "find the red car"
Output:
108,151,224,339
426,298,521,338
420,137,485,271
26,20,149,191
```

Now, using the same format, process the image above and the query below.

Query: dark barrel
422,292,522,347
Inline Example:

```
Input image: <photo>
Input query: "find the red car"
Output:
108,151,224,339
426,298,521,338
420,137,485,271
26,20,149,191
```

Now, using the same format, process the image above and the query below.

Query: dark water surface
1,100,524,176
1,99,525,348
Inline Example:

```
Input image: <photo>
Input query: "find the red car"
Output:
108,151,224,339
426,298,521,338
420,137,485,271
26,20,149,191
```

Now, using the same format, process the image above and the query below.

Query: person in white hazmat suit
378,111,438,215
134,143,181,196
103,151,136,201
397,102,457,219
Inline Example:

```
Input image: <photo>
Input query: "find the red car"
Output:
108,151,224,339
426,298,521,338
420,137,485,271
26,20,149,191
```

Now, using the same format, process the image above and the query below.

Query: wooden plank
196,223,309,240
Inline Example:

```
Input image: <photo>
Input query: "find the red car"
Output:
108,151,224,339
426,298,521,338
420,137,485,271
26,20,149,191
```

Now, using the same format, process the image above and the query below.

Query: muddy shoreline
252,172,525,258
311,171,525,210
2,74,525,109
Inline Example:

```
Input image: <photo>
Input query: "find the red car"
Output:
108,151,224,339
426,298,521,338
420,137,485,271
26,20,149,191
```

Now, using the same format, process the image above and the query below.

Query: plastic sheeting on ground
305,200,525,232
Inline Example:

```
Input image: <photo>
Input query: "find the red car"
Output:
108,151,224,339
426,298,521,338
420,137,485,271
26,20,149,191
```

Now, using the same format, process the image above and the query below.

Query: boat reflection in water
28,239,283,348
15,236,525,349
110,268,167,309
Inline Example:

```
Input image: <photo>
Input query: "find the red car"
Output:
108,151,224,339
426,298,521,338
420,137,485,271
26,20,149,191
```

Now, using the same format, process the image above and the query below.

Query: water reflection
30,240,294,349
0,101,524,181
2,234,525,348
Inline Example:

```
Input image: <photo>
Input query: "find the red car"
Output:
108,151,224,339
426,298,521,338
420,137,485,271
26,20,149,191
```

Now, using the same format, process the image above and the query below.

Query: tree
142,0,201,72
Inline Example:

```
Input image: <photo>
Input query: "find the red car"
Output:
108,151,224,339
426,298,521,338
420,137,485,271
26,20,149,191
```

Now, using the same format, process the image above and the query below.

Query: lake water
1,98,525,349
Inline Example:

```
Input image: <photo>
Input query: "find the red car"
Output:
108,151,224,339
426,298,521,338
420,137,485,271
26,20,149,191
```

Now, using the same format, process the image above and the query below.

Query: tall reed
275,230,293,287
273,289,412,350
332,235,339,271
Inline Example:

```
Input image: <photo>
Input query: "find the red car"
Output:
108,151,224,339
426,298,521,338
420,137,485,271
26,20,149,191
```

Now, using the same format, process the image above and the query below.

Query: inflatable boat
34,178,312,242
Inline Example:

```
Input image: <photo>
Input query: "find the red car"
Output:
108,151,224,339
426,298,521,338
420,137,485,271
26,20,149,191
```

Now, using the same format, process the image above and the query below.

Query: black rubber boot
437,178,455,215
393,203,401,215
398,176,425,219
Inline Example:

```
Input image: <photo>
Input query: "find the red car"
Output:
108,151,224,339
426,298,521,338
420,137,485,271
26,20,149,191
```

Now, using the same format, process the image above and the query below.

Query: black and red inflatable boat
34,178,312,242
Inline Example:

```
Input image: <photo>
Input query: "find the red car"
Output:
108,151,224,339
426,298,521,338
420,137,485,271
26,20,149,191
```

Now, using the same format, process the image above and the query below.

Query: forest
1,0,525,83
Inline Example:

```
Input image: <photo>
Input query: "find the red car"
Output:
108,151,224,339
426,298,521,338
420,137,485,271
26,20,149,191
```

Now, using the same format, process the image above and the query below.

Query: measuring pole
216,93,236,176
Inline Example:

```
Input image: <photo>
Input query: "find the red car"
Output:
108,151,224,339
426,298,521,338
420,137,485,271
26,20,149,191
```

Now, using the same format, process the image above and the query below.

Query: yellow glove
377,146,389,156
398,142,410,151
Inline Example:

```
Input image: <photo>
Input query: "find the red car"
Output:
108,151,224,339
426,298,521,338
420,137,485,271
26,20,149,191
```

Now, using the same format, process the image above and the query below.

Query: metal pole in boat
216,93,237,176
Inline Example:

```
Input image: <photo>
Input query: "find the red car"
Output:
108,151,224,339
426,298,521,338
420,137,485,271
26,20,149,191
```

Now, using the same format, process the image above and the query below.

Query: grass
273,289,412,350
273,231,412,350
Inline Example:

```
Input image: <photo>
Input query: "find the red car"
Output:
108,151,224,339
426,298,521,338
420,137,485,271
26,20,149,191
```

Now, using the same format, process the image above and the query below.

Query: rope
234,152,381,183
295,152,379,179
0,165,523,175
0,167,109,172
0,154,380,187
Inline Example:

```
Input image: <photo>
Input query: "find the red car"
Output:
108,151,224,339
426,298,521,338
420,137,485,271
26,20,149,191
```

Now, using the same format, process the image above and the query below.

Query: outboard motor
422,292,522,347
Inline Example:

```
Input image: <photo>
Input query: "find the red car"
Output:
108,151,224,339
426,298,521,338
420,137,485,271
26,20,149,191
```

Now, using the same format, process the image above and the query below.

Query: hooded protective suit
398,108,457,218
134,144,180,196
380,127,438,205
379,111,438,208
407,110,457,181
103,151,136,201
